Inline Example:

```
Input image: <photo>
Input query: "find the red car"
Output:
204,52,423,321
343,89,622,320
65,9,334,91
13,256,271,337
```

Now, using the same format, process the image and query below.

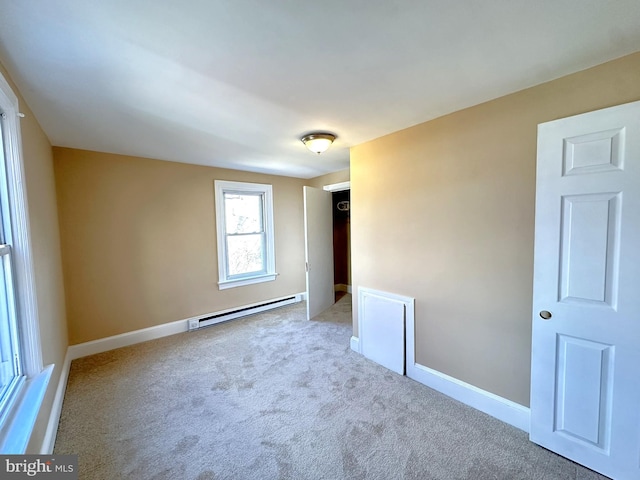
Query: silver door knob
539,310,552,320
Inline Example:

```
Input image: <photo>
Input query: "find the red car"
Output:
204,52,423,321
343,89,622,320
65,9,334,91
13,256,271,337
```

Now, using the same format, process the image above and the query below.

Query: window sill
218,273,278,290
0,364,53,453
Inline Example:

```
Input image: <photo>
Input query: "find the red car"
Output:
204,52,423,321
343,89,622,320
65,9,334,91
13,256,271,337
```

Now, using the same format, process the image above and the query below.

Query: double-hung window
0,118,21,419
214,180,276,289
0,72,49,454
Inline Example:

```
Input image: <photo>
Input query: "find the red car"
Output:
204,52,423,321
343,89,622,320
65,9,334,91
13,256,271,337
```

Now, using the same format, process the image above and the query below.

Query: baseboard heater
188,294,302,331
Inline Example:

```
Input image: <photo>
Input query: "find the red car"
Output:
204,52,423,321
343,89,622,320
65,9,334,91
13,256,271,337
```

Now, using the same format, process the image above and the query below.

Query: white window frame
214,180,277,289
0,72,51,454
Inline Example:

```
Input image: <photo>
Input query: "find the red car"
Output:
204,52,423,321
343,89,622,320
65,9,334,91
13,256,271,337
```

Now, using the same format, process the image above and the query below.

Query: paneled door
303,186,334,320
530,100,640,479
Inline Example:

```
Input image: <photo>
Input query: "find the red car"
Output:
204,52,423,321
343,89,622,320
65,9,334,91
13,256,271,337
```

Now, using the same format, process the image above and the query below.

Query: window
214,180,276,289
0,118,22,418
0,72,49,453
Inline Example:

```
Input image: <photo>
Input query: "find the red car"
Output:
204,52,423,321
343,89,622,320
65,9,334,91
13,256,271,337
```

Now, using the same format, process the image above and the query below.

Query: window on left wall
0,71,51,454
0,116,22,418
214,180,277,289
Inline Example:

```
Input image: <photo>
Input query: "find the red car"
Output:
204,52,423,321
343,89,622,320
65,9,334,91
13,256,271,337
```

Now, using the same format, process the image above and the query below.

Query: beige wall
54,148,307,344
306,168,350,189
0,60,69,452
350,52,640,407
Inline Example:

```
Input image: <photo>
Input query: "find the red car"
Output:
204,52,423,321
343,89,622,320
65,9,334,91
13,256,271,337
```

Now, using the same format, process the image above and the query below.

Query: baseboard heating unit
188,294,303,330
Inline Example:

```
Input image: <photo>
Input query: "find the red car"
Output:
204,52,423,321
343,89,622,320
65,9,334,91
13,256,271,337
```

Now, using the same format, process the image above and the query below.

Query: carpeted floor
54,294,609,479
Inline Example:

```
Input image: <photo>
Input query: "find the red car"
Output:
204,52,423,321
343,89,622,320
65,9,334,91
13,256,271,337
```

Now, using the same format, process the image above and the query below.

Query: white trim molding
350,336,360,353
218,272,277,290
407,362,530,432
0,365,52,454
68,318,189,361
40,352,72,454
323,181,350,192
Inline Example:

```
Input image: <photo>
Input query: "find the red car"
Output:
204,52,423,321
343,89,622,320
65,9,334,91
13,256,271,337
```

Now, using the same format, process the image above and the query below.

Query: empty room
0,1,639,479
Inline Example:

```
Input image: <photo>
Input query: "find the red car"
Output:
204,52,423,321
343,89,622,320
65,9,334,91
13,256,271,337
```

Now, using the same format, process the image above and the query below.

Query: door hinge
305,262,309,272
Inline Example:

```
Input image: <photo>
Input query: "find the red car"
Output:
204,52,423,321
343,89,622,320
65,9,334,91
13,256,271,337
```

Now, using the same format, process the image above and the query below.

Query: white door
303,186,334,320
530,100,640,479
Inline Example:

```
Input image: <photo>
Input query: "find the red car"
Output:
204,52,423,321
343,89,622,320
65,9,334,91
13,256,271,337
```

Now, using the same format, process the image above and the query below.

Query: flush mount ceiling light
301,133,336,154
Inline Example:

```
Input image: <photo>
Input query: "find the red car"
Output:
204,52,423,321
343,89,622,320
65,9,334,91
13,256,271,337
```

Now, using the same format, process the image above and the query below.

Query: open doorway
332,190,351,302
304,181,351,320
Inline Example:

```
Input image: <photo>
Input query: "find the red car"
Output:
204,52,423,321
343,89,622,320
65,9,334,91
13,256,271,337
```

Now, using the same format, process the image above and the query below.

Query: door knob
539,310,552,320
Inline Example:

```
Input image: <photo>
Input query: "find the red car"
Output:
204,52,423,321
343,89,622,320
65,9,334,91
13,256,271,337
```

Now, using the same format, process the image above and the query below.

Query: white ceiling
0,1,639,179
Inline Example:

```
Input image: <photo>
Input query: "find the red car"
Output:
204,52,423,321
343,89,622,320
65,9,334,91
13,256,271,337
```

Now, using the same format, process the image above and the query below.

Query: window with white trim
214,180,276,289
0,72,49,454
0,117,22,419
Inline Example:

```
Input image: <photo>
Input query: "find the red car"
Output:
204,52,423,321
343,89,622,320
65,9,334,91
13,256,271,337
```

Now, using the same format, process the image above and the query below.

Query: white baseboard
350,336,360,353
68,318,189,361
40,351,72,454
407,361,530,432
399,292,529,433
69,292,307,360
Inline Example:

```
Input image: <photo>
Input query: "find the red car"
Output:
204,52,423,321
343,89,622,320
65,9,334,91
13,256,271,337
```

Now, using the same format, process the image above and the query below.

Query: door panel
554,335,613,451
563,128,624,175
559,193,620,306
531,100,640,479
303,186,334,320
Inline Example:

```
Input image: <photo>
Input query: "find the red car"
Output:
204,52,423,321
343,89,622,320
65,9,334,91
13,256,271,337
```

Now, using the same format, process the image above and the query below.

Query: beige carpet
54,294,608,479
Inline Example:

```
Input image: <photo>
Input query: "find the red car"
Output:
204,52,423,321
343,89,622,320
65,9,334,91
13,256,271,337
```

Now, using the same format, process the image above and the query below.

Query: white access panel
359,287,413,375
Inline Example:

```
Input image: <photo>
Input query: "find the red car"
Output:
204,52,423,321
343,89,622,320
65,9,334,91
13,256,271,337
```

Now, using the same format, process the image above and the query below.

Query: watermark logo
0,455,77,479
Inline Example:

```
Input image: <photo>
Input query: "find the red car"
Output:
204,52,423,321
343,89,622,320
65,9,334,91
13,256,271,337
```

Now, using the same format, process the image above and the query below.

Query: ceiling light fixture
301,133,336,154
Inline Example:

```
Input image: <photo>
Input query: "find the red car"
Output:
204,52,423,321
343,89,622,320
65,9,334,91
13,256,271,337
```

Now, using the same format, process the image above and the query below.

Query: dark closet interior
332,190,350,294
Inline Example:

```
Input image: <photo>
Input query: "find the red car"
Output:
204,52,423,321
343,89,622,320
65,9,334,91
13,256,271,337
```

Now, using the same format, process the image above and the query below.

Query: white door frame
323,181,350,193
